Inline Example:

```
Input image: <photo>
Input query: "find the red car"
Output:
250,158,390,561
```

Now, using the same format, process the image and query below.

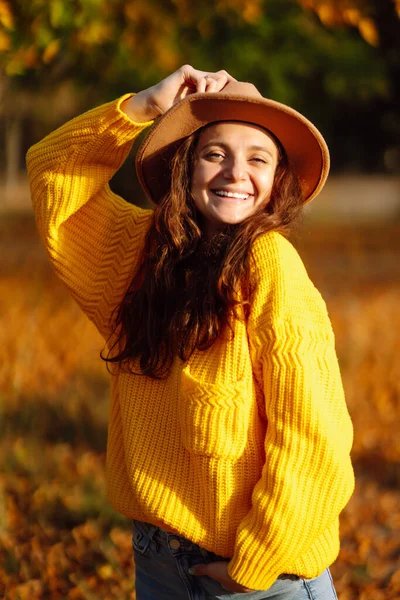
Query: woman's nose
223,158,247,181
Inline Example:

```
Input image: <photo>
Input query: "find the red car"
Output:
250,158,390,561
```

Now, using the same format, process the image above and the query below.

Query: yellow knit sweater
26,95,354,591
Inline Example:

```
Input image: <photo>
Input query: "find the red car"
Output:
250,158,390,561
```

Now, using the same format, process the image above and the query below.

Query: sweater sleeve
227,232,354,590
26,95,154,338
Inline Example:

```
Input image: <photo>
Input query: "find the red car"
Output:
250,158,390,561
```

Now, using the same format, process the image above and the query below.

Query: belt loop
146,525,159,542
146,524,161,552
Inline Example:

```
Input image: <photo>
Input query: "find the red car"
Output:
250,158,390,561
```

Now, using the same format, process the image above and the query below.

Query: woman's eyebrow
198,141,229,151
249,145,275,157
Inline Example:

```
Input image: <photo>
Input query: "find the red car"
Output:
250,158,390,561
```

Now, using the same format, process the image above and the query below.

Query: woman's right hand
122,65,236,122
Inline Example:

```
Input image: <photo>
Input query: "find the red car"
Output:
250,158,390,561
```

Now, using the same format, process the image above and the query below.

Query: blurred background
0,1,400,598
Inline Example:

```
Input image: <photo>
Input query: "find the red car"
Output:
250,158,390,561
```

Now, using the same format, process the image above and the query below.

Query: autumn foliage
0,214,399,598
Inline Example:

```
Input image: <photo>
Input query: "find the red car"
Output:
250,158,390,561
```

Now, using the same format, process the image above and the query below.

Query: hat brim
136,92,330,205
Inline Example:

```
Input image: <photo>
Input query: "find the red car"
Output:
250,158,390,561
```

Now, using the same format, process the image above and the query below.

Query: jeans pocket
301,569,338,600
195,555,235,596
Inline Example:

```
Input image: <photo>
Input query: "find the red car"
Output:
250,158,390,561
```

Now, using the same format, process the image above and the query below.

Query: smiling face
190,122,279,238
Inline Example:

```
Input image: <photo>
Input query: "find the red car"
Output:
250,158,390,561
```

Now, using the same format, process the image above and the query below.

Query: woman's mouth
211,189,253,201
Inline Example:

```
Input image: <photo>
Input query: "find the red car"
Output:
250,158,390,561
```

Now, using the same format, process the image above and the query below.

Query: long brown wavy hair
102,123,304,378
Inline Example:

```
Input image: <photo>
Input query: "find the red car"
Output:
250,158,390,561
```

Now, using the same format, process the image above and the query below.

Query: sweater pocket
179,368,251,460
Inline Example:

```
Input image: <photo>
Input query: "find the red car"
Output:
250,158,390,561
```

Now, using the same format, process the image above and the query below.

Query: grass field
1,213,399,599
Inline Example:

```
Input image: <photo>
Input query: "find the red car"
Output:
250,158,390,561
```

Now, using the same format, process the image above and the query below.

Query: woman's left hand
189,561,254,593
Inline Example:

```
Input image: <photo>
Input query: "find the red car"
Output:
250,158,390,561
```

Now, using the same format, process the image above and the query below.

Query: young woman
27,65,354,599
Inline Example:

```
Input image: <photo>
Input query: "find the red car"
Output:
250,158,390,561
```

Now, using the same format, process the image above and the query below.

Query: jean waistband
132,520,299,581
133,519,213,557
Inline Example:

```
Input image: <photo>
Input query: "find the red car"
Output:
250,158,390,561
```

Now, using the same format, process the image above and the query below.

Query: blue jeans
132,520,339,600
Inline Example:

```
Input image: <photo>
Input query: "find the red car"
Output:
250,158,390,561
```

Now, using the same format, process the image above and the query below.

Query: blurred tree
297,0,400,172
178,0,390,171
0,0,398,205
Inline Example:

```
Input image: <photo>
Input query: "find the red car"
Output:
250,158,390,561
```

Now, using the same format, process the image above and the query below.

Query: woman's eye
251,157,268,164
205,152,224,159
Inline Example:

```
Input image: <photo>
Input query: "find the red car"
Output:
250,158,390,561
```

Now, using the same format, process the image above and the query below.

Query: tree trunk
373,0,400,111
4,115,22,204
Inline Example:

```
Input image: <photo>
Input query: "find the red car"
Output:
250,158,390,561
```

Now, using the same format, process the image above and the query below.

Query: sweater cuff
92,93,154,146
115,93,155,129
227,538,281,591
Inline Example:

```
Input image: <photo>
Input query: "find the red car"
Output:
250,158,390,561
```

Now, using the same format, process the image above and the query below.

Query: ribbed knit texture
26,95,355,591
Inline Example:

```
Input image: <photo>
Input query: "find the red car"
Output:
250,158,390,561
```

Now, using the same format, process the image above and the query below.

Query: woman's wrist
121,89,161,123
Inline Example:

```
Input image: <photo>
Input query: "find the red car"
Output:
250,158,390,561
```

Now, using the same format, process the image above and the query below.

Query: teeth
214,190,250,199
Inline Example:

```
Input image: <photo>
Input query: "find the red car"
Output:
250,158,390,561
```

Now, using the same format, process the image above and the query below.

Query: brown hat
135,80,330,205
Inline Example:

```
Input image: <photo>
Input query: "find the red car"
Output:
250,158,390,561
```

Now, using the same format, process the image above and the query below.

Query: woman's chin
210,208,250,226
